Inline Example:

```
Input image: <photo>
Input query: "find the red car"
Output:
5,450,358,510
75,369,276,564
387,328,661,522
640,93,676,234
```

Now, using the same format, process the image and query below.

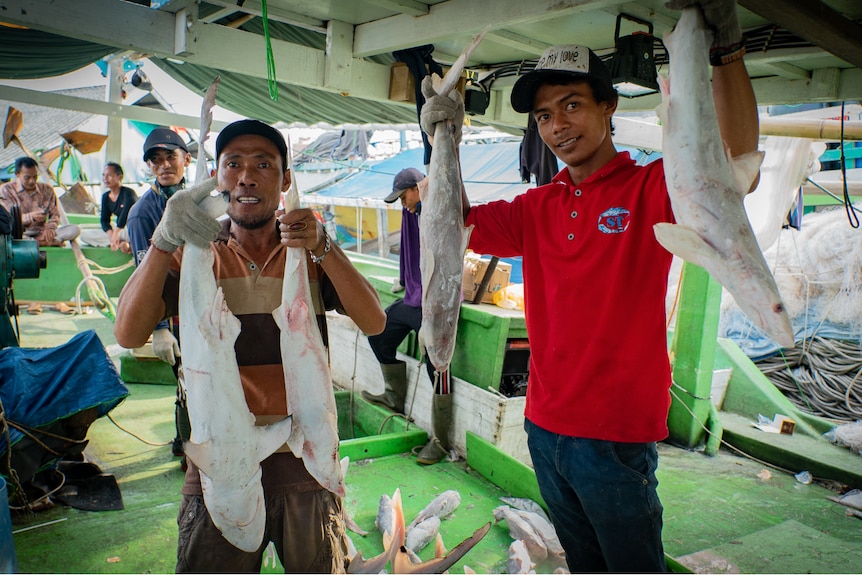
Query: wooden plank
740,0,862,69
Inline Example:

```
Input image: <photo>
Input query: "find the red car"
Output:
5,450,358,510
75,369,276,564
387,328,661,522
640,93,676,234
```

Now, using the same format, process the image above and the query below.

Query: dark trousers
367,299,437,385
525,419,666,573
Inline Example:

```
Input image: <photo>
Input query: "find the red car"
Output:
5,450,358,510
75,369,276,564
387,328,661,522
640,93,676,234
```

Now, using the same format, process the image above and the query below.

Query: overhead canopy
302,142,533,208
2,0,862,138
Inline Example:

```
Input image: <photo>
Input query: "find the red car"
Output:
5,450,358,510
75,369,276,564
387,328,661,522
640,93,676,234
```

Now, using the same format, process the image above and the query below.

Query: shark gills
272,168,344,498
655,8,794,348
418,31,485,374
180,183,293,552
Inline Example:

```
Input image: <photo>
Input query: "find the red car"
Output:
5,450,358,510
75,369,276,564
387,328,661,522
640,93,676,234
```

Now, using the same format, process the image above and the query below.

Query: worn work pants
176,489,347,573
525,418,667,573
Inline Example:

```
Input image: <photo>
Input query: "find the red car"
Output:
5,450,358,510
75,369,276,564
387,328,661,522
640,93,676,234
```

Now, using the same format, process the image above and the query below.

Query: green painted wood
339,432,426,461
668,262,722,448
720,411,862,488
119,353,177,385
14,246,134,302
362,257,527,391
715,338,824,438
465,432,544,507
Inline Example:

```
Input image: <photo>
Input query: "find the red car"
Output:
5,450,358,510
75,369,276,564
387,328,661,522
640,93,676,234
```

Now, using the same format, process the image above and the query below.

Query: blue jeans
525,419,666,573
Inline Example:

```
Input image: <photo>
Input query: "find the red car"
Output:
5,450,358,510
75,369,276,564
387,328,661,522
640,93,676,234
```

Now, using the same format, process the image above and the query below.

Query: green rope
261,0,279,101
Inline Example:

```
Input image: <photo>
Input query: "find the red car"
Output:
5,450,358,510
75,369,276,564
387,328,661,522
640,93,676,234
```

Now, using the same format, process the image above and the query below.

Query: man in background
99,162,137,253
0,157,80,248
363,167,453,465
125,127,192,466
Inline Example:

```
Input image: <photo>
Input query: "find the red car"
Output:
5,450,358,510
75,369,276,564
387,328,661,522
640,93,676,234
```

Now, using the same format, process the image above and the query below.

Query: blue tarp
0,330,129,454
307,142,533,204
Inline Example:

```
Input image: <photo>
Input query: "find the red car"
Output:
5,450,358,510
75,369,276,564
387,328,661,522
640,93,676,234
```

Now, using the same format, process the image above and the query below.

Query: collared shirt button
574,189,582,196
567,233,575,240
571,211,578,218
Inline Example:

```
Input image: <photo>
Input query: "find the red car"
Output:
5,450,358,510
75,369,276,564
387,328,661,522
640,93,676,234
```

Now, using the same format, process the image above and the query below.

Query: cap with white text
510,44,613,113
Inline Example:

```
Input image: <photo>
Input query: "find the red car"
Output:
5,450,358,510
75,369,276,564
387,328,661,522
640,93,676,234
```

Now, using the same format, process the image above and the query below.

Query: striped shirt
164,220,342,494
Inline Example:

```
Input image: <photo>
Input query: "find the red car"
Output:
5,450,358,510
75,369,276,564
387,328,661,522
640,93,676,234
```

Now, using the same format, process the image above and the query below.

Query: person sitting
0,157,80,247
99,162,137,253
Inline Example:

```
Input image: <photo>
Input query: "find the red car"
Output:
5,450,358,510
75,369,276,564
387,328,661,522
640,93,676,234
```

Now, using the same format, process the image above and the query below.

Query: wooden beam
739,0,862,69
0,85,230,132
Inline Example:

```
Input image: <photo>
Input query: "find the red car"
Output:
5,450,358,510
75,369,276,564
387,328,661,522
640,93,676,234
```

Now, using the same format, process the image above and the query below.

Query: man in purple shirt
363,168,452,465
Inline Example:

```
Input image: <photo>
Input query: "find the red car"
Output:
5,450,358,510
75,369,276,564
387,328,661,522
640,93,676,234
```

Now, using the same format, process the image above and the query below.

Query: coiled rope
755,337,862,422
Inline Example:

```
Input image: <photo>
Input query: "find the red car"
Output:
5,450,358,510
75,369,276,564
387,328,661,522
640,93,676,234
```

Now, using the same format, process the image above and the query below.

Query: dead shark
272,146,345,498
179,180,293,552
654,7,795,348
418,31,485,376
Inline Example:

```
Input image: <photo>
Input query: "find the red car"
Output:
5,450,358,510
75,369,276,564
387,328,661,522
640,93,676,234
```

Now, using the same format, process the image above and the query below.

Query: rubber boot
361,361,407,413
417,393,453,465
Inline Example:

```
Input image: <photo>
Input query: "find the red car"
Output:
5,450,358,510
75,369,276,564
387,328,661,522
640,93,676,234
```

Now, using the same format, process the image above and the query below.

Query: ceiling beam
0,0,177,55
0,85,230,132
363,0,429,18
203,0,326,32
0,0,397,104
485,30,551,56
739,0,862,69
353,0,628,58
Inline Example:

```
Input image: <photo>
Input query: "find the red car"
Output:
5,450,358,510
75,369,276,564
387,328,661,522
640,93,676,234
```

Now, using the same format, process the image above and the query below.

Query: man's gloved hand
391,278,405,294
666,0,741,50
151,177,220,253
420,76,465,146
152,327,181,366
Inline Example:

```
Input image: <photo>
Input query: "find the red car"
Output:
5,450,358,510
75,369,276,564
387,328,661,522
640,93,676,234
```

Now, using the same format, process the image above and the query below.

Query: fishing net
719,206,862,421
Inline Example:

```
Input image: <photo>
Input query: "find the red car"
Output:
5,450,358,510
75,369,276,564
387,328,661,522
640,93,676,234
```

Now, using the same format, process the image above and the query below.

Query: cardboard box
462,255,511,304
388,62,466,103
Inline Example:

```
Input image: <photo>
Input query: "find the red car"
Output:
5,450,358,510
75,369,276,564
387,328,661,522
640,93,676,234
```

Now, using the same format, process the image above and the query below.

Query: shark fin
653,222,721,269
729,150,765,198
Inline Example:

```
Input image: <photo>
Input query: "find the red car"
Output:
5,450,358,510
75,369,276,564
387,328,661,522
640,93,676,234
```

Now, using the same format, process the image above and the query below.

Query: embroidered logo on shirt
597,207,630,234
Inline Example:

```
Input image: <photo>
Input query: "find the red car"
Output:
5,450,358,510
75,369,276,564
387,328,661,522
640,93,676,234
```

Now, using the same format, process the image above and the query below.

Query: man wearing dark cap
125,126,193,466
115,118,385,572
420,1,757,571
363,167,453,465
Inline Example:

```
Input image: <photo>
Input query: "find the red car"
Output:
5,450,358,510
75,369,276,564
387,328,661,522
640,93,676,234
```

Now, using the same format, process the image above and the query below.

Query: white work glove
420,76,464,146
391,278,405,294
152,327,181,366
151,177,220,253
666,0,741,50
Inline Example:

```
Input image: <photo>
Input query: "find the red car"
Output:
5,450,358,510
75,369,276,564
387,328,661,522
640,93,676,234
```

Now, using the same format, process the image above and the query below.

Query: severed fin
347,505,404,574
653,222,721,270
394,522,492,574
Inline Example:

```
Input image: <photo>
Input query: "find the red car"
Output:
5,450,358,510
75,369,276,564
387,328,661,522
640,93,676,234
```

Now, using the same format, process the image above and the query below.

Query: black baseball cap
384,168,425,203
215,119,288,169
510,44,613,113
142,127,189,162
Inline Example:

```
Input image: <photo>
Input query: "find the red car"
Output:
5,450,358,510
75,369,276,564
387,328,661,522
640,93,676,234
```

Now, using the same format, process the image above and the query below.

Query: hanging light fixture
608,13,659,98
130,67,153,91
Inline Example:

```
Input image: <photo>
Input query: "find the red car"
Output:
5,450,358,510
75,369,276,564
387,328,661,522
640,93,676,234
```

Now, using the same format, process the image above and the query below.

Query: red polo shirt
466,152,675,442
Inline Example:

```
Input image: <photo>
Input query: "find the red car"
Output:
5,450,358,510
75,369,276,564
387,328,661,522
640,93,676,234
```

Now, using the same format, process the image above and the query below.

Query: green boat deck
5,305,862,573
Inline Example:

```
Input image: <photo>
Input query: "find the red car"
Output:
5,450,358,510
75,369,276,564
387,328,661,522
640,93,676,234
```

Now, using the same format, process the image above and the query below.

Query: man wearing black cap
115,118,385,572
125,126,192,465
363,167,453,465
421,1,756,571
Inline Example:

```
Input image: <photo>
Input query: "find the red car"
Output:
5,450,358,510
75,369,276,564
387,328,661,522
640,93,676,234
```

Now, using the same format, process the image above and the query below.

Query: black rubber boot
417,393,453,465
361,361,408,413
